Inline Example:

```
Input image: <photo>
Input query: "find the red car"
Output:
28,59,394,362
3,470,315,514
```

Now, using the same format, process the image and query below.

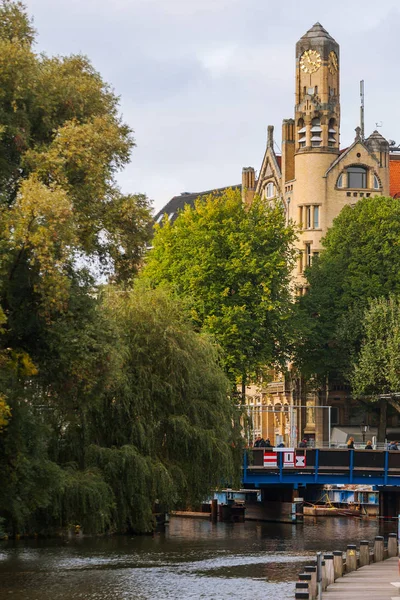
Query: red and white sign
283,451,295,467
263,451,277,467
295,454,306,468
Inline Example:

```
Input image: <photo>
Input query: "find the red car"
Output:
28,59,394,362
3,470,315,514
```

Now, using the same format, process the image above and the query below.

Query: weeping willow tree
83,286,243,533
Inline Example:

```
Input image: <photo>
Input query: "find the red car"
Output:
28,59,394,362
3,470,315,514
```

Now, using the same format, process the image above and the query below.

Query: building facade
155,23,400,446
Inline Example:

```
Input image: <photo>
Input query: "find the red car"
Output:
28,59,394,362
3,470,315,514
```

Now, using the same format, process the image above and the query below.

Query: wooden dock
322,557,399,599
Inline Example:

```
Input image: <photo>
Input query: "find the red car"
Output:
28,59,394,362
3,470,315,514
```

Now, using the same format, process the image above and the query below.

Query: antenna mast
360,80,365,141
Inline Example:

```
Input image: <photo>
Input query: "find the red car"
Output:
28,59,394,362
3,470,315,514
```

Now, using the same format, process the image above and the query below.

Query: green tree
294,196,400,383
0,1,152,535
143,189,296,392
84,287,242,533
352,295,400,441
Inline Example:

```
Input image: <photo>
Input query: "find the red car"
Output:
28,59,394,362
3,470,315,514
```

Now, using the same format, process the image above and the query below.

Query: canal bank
0,517,397,600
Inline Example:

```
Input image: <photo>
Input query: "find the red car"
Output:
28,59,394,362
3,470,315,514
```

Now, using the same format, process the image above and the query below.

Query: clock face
328,51,338,74
300,49,321,74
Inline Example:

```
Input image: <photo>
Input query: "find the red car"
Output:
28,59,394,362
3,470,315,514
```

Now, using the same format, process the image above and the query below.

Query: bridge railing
244,448,400,485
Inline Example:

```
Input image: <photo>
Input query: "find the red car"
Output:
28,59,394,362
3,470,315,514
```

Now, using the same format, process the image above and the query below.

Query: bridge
243,448,400,486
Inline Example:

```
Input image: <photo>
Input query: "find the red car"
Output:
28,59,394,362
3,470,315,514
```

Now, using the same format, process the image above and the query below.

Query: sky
24,0,400,214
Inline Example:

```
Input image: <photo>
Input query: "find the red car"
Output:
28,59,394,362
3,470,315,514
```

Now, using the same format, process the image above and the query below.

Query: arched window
265,182,275,199
347,166,367,189
337,173,344,188
311,117,322,147
374,174,380,190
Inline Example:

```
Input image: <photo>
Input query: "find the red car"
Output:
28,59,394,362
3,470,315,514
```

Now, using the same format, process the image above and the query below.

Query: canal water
0,517,396,600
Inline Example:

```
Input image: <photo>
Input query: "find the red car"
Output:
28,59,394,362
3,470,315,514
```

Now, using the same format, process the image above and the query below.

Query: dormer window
266,182,275,199
347,166,367,189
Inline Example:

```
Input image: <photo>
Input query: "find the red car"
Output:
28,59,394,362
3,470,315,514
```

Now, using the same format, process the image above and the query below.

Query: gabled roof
154,185,241,224
325,137,378,176
255,145,282,196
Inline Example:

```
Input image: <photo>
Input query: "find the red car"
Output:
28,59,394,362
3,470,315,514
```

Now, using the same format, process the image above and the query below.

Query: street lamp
360,421,368,443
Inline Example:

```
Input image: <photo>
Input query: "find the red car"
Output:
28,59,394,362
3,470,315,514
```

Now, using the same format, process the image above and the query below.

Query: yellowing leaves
2,176,77,316
0,396,11,431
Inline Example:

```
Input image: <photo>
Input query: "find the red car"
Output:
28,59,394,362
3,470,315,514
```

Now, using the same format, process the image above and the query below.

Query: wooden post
304,565,317,599
295,582,309,599
324,554,334,586
346,544,357,572
211,499,218,523
333,550,343,579
359,540,370,567
374,536,384,562
322,559,327,591
388,532,398,557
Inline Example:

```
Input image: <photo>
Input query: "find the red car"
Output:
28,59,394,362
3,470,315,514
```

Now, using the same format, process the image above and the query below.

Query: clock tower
295,22,340,154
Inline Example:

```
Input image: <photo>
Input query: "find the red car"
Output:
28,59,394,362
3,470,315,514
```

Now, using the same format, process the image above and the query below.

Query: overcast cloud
25,0,400,213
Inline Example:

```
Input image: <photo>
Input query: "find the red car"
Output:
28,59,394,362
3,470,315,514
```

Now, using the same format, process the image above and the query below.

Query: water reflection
0,517,395,600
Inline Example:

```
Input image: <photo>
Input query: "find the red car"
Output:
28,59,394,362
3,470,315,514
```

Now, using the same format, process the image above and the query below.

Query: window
328,118,336,148
374,174,380,190
306,205,312,229
313,205,319,229
298,251,303,274
347,166,367,189
298,118,306,148
311,117,322,148
330,407,339,425
337,173,344,188
266,182,275,198
305,243,312,267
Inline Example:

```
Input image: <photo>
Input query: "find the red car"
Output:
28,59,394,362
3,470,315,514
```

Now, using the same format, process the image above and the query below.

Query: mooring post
374,536,384,562
316,551,322,599
346,544,357,572
359,540,370,567
324,554,334,586
211,499,218,523
296,581,310,596
388,532,397,557
333,550,343,579
304,565,317,599
321,560,327,591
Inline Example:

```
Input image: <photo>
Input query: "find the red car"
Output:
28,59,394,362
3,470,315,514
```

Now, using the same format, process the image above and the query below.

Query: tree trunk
241,376,246,403
377,398,387,443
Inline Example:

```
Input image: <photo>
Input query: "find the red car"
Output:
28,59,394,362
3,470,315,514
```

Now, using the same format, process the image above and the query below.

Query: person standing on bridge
347,437,355,449
365,440,373,449
299,439,308,448
389,441,399,450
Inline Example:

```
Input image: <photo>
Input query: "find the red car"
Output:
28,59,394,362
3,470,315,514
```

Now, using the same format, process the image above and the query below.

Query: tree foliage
294,196,400,382
143,189,296,385
0,2,239,536
352,295,400,397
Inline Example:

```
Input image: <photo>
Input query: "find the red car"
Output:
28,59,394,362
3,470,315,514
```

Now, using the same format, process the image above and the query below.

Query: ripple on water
0,516,395,600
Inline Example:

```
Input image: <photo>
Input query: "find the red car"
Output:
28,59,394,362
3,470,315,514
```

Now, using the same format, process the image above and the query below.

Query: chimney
281,119,295,183
267,125,274,149
241,166,255,206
